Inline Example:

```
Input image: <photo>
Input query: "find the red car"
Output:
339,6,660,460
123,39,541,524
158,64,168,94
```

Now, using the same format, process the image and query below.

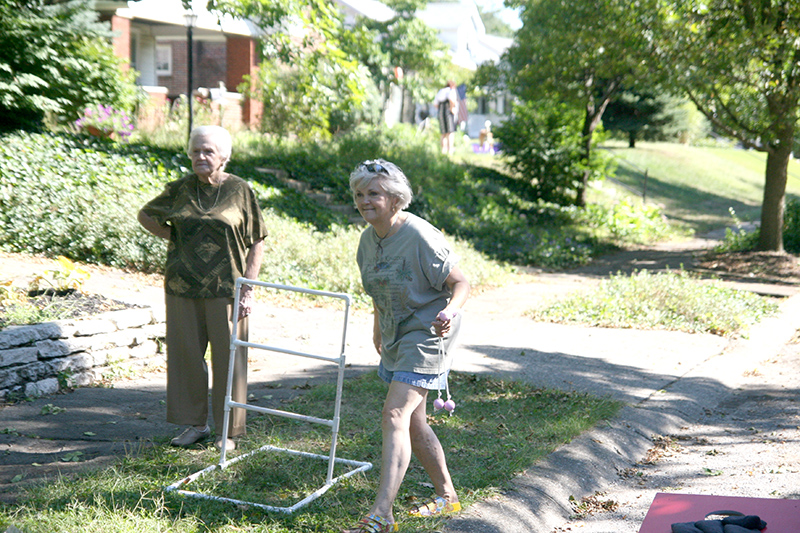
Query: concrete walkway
445,285,800,532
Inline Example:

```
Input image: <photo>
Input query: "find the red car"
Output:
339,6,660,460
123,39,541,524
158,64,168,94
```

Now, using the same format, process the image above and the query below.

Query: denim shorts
378,361,449,390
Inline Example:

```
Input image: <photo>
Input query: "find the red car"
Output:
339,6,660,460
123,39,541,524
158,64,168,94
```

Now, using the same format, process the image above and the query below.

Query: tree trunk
756,143,792,252
756,96,796,252
628,130,636,148
578,113,592,207
579,97,614,207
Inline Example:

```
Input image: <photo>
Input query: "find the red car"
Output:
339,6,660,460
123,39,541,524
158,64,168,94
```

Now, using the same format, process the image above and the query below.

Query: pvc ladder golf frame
164,279,373,513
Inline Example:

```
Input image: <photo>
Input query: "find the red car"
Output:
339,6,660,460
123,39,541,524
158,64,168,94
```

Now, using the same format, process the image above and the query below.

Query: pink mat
638,492,800,532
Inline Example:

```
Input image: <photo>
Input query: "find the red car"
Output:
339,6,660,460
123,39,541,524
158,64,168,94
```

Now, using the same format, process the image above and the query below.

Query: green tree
495,100,614,205
211,0,373,139
654,0,800,252
348,0,452,115
603,91,668,148
0,0,139,129
601,90,705,148
477,6,516,38
505,0,658,206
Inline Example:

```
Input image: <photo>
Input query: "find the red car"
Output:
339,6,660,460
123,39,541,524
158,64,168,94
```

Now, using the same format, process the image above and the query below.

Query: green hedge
0,131,173,270
0,130,515,300
1,128,675,290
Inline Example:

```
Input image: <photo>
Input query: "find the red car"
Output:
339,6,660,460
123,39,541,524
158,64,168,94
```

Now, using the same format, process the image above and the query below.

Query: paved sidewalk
1,251,799,533
445,285,800,533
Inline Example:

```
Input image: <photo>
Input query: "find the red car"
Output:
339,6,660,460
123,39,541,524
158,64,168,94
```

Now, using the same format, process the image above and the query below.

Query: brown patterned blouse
141,173,268,299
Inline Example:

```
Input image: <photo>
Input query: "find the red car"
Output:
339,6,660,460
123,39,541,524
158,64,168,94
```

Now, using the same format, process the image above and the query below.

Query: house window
155,44,172,76
130,32,138,71
476,96,488,115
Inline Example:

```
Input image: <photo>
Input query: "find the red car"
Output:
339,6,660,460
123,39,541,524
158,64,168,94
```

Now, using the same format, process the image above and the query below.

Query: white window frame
155,44,172,76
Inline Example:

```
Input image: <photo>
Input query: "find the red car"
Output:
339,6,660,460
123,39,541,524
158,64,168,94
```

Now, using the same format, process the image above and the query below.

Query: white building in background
96,0,511,133
335,0,396,25
338,0,514,135
418,1,510,70
418,1,513,137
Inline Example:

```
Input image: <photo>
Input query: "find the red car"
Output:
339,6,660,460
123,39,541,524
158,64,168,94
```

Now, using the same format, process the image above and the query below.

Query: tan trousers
165,294,248,437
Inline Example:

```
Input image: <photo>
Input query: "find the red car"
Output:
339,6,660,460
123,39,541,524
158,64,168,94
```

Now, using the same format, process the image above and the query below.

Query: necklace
375,215,403,258
196,179,222,212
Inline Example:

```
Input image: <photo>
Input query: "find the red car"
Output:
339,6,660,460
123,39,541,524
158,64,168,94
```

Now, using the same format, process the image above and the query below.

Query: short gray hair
187,125,233,167
349,159,413,210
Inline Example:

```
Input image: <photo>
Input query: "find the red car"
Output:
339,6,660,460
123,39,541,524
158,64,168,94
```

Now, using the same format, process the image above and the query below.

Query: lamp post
183,11,198,144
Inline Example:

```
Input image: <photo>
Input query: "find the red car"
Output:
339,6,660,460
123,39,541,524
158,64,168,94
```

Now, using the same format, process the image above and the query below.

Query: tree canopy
0,0,139,129
505,0,659,205
347,0,451,106
209,0,378,138
654,0,800,251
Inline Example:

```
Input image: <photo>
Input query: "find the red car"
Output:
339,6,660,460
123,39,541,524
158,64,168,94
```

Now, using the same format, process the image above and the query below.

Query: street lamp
183,11,198,143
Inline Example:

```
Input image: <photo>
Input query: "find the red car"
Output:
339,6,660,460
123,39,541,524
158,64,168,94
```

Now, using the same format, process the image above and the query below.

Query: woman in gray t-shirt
345,159,470,533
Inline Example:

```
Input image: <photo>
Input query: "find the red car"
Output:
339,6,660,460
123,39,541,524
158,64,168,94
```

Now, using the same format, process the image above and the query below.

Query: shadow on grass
4,329,797,533
1,367,619,533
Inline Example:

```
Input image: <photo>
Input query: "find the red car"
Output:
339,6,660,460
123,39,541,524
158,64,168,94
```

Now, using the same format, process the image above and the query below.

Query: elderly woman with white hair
345,159,470,533
138,125,267,450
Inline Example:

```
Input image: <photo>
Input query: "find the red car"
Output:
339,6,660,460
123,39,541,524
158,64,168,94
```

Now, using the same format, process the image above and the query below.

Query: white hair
187,125,233,167
349,159,413,210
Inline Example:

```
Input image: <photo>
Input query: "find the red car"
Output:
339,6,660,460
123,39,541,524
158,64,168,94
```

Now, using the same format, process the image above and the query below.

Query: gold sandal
408,495,462,517
342,514,399,533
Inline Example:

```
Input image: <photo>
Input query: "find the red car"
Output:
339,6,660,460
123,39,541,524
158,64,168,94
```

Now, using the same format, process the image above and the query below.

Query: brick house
93,0,510,133
95,0,263,129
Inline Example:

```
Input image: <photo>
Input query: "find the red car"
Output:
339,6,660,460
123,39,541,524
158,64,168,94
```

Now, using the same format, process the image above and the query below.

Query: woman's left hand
238,286,253,321
433,267,470,337
433,309,458,337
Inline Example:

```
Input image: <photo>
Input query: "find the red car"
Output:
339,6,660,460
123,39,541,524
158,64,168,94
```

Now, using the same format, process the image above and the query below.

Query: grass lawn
1,372,620,533
601,141,800,235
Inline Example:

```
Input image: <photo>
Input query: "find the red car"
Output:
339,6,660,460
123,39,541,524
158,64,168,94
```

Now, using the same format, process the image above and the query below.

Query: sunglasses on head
359,161,386,174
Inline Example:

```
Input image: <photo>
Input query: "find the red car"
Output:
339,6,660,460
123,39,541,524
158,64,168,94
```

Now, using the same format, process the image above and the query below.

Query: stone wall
0,307,166,401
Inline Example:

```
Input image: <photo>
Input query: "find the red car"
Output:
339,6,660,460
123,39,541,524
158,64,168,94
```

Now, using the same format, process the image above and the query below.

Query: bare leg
409,398,459,503
368,381,427,523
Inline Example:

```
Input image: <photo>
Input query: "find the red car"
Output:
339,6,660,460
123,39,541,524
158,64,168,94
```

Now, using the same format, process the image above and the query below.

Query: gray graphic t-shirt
356,213,461,373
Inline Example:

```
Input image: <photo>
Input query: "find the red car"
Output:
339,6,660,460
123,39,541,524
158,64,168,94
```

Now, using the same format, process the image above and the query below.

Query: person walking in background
344,159,470,533
137,125,267,451
479,120,494,153
434,81,459,155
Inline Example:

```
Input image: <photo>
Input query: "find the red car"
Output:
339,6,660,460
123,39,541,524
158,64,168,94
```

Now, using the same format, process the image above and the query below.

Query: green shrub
494,101,615,206
582,198,674,245
0,0,142,130
714,207,759,253
0,131,173,270
783,199,800,253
